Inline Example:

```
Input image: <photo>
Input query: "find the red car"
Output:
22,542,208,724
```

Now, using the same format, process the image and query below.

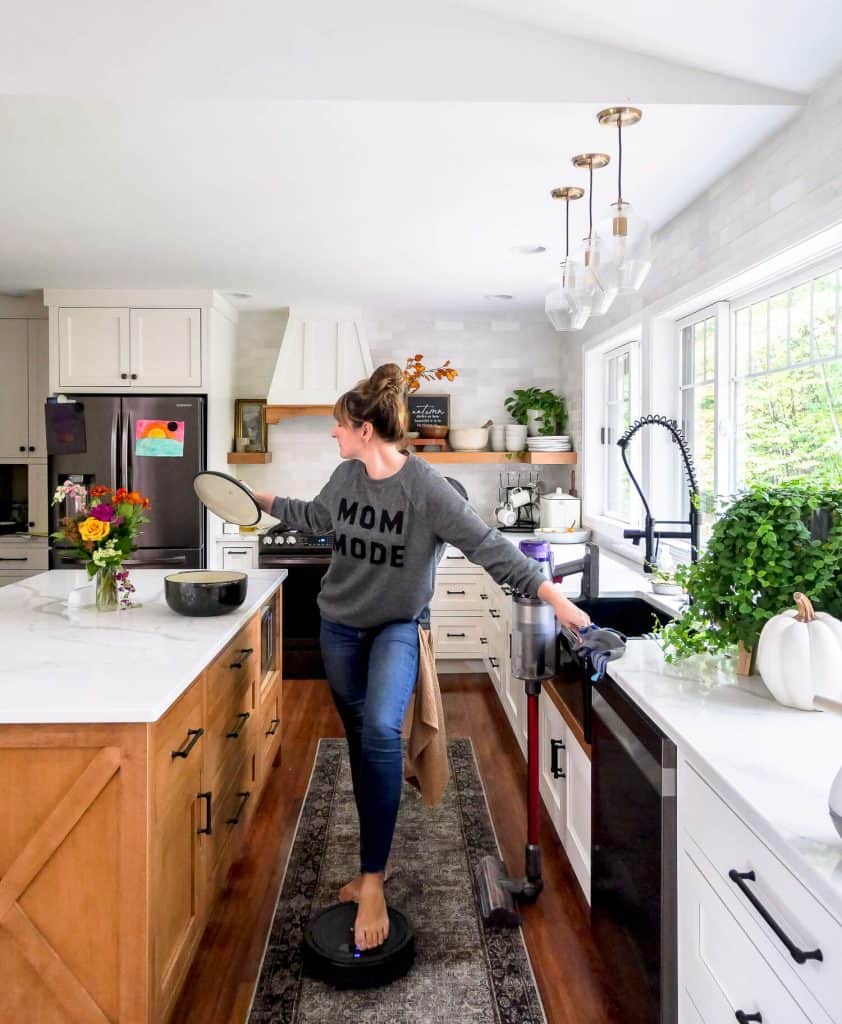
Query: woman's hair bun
369,363,405,395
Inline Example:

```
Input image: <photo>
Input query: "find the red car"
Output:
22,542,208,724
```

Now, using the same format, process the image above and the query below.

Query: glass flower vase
95,566,119,612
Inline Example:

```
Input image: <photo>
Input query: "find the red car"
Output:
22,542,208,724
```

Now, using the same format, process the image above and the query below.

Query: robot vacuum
302,902,415,988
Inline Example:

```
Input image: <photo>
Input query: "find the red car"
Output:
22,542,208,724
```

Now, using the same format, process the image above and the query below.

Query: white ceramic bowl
448,427,489,451
650,580,684,595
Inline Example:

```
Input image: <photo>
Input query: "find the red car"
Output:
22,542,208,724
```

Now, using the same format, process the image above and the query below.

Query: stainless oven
259,528,332,679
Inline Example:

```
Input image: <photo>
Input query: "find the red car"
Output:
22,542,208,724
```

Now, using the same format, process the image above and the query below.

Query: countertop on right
607,637,842,922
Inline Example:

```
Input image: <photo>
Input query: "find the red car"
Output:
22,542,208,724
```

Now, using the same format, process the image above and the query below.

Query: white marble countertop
0,569,286,725
608,638,842,922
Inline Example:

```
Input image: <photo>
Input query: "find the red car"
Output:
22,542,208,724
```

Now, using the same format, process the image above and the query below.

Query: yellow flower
78,517,111,542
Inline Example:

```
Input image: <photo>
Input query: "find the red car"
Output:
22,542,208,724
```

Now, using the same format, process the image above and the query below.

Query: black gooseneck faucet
617,414,701,571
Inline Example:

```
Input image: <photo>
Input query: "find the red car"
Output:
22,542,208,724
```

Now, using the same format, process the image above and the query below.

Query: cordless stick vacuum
475,542,626,928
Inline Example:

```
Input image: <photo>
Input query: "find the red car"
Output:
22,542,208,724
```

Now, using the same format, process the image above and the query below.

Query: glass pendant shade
575,235,618,317
545,259,590,332
597,199,652,294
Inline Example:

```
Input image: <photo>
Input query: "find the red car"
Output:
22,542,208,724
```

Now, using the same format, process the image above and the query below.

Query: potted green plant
655,480,842,672
504,387,568,437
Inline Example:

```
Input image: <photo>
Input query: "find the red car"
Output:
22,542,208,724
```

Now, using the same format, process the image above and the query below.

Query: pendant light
545,186,590,332
571,153,618,316
596,106,651,293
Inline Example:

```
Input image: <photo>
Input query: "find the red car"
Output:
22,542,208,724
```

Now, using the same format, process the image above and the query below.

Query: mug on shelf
495,502,517,527
509,486,531,508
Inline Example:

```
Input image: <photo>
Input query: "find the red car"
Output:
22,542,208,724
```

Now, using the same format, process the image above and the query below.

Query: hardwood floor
171,674,621,1024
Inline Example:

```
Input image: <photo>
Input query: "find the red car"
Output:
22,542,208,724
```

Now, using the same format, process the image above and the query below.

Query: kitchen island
0,569,286,1024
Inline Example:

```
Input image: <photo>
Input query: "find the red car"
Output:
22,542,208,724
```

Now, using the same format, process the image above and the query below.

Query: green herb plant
504,387,568,436
655,480,842,661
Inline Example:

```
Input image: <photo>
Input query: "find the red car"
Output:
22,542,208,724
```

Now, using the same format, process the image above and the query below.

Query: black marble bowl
164,570,248,616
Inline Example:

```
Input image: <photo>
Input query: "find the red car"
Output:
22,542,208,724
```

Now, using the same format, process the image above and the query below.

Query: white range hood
266,307,374,407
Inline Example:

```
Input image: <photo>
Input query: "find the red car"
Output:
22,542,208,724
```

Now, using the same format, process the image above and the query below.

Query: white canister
490,425,506,451
539,487,581,530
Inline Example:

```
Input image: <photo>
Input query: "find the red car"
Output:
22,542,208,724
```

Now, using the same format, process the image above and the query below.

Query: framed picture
234,398,268,453
407,393,450,432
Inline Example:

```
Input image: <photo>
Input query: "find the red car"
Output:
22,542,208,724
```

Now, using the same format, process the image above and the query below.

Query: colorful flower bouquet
51,481,151,610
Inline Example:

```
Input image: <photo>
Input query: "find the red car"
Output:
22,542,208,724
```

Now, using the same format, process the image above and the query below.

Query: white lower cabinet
538,690,567,840
678,759,839,1024
563,726,591,898
219,542,258,572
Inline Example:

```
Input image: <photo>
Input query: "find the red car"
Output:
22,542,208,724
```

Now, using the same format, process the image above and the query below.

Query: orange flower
127,491,150,507
90,484,112,498
113,488,129,503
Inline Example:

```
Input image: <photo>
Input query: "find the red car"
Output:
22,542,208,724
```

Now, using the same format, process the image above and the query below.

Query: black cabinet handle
489,609,501,618
445,554,465,560
480,636,489,644
0,557,27,562
728,870,823,964
171,727,204,759
229,647,254,669
265,717,280,736
226,791,251,825
130,372,138,379
446,632,466,638
489,657,499,668
28,445,35,452
735,1012,762,1023
480,592,489,600
550,737,566,779
446,588,466,595
18,445,25,452
226,711,250,739
120,372,128,379
197,791,212,835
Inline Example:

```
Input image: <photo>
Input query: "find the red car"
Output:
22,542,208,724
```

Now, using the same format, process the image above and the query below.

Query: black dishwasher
591,674,677,1024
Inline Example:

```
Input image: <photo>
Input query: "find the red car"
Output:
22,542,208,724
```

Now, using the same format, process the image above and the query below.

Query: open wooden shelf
414,451,577,464
227,451,273,464
266,405,333,424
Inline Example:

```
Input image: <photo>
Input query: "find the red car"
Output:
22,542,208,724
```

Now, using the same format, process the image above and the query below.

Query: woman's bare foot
338,861,393,903
354,872,389,951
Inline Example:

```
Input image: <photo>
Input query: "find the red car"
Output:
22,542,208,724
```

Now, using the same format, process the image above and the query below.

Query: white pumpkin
756,593,842,710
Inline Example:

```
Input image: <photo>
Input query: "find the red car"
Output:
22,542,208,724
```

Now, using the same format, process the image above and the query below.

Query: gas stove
259,527,334,564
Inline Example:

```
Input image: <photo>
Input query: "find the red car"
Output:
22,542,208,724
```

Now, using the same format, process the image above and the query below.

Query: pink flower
90,504,116,522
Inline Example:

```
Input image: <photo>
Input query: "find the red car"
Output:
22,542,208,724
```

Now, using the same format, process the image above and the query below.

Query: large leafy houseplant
656,480,842,662
504,387,567,436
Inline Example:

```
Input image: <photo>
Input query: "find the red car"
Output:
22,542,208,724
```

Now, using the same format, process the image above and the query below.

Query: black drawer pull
18,445,26,452
489,657,499,668
445,554,465,560
550,738,566,779
489,609,501,618
226,711,250,739
171,727,204,759
446,588,466,595
229,647,254,669
728,870,823,964
265,717,280,736
0,557,27,562
130,372,138,380
446,632,466,638
480,592,489,600
735,1012,762,1023
480,636,489,644
226,791,251,825
197,791,212,835
120,372,128,379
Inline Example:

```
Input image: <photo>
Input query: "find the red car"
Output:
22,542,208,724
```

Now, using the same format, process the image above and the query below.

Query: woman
253,363,589,953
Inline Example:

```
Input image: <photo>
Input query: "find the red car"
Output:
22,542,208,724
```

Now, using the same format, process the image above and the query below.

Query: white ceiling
0,0,835,313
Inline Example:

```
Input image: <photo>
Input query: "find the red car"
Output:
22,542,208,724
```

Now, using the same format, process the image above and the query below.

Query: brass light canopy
597,106,642,128
571,153,611,171
550,186,585,201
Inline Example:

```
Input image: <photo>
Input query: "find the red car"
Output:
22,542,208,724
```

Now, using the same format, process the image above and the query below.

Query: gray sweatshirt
270,454,546,628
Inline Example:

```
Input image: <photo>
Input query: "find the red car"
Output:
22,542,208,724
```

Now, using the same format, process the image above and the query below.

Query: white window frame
602,342,635,522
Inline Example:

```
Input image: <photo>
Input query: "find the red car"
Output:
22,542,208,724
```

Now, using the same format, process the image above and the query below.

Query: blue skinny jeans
319,615,420,874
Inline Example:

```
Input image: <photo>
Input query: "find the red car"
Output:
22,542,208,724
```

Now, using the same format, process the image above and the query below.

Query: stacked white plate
526,434,572,452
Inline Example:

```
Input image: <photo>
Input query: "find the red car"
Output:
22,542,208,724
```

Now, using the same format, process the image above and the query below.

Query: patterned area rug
248,738,547,1023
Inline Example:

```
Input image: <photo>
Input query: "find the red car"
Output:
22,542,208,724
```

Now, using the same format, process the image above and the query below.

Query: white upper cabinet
0,318,49,459
58,307,130,388
130,308,201,388
0,319,29,458
55,306,202,391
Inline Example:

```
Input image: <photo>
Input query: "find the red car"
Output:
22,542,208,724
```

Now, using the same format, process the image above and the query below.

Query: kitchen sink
573,595,673,637
550,596,673,744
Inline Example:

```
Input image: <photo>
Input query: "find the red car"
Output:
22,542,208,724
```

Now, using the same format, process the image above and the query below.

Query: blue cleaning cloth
572,623,627,682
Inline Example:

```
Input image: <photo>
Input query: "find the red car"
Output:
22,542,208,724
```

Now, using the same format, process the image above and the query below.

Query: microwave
260,601,276,676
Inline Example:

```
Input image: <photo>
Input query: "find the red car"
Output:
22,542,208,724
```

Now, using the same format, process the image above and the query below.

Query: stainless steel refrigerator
47,395,206,569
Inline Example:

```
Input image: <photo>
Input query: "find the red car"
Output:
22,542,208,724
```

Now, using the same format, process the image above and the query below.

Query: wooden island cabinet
0,585,283,1024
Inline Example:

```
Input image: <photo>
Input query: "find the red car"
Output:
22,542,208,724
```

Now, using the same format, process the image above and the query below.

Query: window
603,343,634,521
679,309,718,537
733,270,842,487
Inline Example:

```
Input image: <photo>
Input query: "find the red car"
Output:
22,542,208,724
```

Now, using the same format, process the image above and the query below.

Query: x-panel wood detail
0,746,121,1024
